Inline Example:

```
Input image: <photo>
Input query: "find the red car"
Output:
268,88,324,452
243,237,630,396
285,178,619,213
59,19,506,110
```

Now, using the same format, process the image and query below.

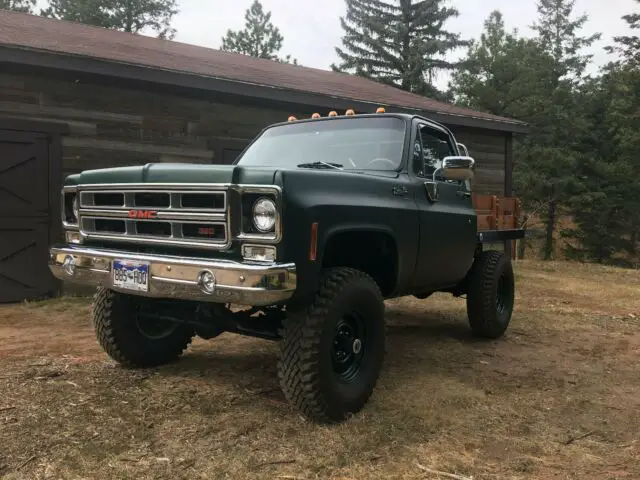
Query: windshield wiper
297,161,344,170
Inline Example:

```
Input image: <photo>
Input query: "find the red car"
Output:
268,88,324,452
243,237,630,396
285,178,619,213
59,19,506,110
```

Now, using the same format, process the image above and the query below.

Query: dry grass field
0,260,639,480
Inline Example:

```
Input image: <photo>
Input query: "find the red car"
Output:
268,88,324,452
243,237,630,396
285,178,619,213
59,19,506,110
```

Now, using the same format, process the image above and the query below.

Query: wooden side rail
472,194,523,259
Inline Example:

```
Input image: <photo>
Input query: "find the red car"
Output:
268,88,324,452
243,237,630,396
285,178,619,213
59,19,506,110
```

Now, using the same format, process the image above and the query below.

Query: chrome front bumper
49,245,297,306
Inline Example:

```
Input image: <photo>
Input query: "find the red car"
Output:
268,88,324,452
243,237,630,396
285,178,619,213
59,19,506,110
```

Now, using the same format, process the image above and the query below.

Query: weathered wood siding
0,72,507,196
449,126,506,196
0,72,299,179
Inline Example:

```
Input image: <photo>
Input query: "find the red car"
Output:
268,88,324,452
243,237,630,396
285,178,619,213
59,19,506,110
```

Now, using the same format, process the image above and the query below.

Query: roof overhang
0,45,530,134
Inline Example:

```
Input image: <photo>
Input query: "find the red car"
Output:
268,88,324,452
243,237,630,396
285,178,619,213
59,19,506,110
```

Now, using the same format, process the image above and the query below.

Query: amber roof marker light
288,115,297,122
328,111,338,117
311,113,321,118
376,107,386,113
345,109,355,116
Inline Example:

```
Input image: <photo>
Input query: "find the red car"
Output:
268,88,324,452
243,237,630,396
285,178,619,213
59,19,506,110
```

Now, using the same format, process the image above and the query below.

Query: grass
0,259,639,479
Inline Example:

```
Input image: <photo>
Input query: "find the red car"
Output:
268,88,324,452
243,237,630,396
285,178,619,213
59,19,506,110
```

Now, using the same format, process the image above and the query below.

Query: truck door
410,121,477,290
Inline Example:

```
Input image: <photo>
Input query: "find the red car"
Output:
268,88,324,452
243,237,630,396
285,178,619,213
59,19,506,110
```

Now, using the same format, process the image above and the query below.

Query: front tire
92,288,195,368
277,268,386,424
466,250,515,339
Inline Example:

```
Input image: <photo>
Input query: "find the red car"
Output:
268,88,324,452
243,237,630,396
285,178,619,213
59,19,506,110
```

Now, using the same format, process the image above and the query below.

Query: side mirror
442,156,475,181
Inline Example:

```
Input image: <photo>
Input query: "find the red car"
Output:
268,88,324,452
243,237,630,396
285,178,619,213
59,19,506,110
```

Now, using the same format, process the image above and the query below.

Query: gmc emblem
198,227,216,236
128,210,158,219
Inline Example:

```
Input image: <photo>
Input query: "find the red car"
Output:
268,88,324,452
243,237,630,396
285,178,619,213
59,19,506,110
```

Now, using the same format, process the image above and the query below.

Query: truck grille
77,187,230,249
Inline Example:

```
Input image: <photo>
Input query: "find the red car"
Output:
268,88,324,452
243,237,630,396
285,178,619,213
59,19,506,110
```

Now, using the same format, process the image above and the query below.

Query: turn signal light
66,231,81,244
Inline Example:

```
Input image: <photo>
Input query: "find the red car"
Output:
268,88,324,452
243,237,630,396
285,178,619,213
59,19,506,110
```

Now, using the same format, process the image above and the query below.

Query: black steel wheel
277,268,386,424
332,312,367,382
466,250,515,339
92,288,195,368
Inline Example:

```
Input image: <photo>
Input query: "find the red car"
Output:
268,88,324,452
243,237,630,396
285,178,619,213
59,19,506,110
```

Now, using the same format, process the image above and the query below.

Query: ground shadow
140,309,498,418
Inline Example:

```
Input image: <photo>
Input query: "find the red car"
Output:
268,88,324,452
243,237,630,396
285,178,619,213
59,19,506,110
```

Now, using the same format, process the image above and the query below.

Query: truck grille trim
77,188,230,250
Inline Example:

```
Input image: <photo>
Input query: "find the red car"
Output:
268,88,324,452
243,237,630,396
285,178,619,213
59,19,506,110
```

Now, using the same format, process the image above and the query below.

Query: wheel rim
332,312,366,382
496,273,510,315
135,310,180,340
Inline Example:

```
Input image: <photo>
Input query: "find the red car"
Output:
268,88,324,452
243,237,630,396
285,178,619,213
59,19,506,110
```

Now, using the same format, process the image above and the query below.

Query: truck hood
65,163,279,187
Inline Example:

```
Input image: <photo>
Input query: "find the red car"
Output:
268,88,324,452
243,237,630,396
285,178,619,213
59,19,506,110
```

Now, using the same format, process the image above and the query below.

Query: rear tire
277,268,386,424
92,288,195,368
466,250,515,339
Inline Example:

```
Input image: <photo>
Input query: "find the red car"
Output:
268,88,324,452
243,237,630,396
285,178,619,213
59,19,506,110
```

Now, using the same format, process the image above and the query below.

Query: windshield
235,116,407,171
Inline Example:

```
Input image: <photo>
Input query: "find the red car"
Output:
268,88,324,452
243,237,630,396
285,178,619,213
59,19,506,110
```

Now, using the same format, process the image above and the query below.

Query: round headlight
72,195,79,220
252,197,276,232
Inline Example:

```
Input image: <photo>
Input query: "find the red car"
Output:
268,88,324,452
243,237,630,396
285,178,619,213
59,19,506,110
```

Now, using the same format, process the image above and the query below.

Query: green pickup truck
49,110,524,423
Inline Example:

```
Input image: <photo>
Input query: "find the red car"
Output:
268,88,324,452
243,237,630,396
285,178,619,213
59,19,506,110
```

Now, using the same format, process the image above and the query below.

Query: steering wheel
368,158,396,169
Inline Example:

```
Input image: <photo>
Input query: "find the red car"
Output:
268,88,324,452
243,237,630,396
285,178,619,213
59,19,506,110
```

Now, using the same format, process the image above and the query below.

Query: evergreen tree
561,76,635,263
221,0,297,64
449,11,559,260
564,4,640,265
41,0,179,39
0,0,35,12
532,0,600,81
607,0,640,67
449,11,554,120
331,0,469,99
518,0,600,260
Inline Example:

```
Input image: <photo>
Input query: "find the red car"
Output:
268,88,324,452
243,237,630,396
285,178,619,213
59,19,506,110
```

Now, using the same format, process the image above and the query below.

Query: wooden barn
0,11,527,302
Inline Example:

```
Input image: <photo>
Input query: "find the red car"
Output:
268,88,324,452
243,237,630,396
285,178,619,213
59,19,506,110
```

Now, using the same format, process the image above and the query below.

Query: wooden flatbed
473,193,524,259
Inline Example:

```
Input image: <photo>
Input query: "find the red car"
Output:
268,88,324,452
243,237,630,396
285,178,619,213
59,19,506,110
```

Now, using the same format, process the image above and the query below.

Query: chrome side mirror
442,156,475,182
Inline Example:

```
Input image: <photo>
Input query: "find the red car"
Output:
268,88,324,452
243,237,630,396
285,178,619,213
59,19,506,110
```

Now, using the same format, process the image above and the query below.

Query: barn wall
0,72,510,197
448,125,507,196
0,72,300,179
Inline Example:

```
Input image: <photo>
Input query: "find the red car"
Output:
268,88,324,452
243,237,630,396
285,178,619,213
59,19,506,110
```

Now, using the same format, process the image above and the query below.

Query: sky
170,0,637,89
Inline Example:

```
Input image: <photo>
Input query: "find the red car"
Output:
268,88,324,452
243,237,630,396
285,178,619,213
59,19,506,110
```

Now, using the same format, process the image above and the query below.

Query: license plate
112,260,150,292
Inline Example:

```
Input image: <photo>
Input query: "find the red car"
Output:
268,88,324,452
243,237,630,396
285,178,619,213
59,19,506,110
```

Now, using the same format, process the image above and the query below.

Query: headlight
252,197,276,232
63,190,79,225
72,195,79,220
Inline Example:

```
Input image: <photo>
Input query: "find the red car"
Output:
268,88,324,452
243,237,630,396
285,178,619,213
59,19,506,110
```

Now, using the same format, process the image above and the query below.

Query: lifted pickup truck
49,110,524,424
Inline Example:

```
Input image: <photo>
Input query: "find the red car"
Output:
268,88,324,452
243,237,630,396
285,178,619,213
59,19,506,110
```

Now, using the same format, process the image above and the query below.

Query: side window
413,124,455,181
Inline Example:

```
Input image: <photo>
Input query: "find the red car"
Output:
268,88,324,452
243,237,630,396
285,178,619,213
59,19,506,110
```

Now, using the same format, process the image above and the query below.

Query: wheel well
321,230,398,296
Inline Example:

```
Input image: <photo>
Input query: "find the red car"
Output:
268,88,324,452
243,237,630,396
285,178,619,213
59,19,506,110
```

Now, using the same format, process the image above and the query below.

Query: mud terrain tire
277,268,386,424
466,250,515,339
92,288,194,368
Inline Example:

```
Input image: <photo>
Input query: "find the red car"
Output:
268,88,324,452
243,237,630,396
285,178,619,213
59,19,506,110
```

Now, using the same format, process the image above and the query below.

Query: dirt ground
0,260,639,480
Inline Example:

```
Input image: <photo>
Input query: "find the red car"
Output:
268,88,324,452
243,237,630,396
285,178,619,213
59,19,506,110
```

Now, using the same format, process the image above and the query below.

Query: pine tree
562,70,640,265
221,0,297,64
449,11,554,119
41,0,179,39
0,0,35,13
331,0,468,99
558,3,640,266
449,11,559,259
532,0,600,80
519,0,601,260
607,0,640,67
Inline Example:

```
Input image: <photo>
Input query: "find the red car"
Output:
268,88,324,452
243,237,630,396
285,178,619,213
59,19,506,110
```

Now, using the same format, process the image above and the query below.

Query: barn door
0,130,58,303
